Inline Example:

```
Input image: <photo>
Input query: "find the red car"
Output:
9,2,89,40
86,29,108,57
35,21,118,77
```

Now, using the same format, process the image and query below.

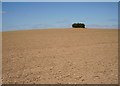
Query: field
2,28,118,84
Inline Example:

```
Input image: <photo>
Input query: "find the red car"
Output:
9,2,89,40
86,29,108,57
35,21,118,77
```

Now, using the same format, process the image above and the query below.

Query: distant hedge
72,23,85,28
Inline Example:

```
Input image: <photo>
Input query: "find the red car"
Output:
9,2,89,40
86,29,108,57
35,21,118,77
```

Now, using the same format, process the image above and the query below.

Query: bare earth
2,28,118,84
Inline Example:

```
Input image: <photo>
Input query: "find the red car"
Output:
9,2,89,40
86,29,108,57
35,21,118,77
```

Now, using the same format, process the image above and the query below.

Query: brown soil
2,28,118,84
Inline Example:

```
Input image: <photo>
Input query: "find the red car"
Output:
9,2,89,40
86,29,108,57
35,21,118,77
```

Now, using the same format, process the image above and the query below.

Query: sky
2,2,118,31
2,0,120,2
0,2,1,32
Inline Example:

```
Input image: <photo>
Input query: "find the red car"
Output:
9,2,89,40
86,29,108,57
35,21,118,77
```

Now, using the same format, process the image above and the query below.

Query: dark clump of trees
72,23,85,28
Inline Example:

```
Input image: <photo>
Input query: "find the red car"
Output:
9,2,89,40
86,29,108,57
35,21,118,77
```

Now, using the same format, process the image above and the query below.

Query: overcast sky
2,2,118,31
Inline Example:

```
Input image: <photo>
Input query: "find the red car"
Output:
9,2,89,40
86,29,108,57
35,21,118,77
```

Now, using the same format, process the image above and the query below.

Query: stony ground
2,28,118,84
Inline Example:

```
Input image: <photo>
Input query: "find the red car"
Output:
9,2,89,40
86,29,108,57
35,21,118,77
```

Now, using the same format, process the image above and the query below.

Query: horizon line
1,27,119,32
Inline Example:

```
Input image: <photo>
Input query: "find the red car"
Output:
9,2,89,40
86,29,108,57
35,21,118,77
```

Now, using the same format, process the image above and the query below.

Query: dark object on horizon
72,23,85,28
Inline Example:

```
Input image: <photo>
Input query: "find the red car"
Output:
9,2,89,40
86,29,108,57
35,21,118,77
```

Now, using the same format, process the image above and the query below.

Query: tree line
72,23,85,28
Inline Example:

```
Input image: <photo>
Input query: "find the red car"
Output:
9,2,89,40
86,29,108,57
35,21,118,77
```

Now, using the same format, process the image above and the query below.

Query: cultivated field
2,28,118,84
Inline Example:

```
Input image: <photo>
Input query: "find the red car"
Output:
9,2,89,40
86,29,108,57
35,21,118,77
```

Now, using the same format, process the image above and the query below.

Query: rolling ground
2,28,118,84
